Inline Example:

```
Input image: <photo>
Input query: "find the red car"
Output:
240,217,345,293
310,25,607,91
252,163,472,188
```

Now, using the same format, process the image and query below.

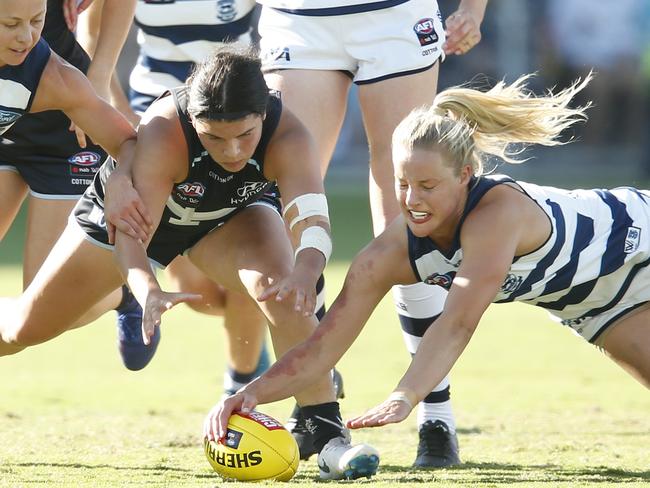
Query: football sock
393,282,457,434
223,367,259,395
300,401,345,453
115,285,134,312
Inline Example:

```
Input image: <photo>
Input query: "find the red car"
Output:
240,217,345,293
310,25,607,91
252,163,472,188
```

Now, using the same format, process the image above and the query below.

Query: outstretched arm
31,53,136,160
204,220,416,441
348,188,526,429
260,107,331,315
112,101,201,343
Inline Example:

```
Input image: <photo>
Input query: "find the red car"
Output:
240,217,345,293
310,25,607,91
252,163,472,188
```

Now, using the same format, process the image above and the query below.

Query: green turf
1,190,649,487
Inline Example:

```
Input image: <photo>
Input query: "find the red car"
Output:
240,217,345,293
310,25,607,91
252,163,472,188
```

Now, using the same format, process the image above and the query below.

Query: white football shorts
258,0,445,84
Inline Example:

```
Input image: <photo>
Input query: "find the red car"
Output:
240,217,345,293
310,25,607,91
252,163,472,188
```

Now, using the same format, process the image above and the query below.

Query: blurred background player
0,0,135,332
254,0,487,468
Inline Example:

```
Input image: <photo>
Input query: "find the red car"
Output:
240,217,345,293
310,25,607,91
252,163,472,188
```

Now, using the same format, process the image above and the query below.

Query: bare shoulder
462,181,548,257
134,96,187,181
138,96,183,151
265,105,312,161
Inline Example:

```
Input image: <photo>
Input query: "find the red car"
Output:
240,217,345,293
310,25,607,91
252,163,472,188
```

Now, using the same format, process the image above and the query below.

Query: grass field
1,189,649,487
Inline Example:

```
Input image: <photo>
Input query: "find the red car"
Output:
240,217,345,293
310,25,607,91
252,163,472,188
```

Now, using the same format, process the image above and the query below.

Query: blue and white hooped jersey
408,174,650,326
259,0,410,15
129,0,256,97
0,39,50,136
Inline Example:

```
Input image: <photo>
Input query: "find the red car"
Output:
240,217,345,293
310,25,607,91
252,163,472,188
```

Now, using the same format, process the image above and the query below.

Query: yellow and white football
204,411,299,481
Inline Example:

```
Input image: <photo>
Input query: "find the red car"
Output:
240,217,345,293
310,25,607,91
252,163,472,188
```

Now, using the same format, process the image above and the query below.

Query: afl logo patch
177,182,205,197
68,151,101,166
414,18,439,47
414,18,435,35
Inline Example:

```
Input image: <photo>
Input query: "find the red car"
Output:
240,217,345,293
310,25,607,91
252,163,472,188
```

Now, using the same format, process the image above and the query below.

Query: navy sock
300,402,344,452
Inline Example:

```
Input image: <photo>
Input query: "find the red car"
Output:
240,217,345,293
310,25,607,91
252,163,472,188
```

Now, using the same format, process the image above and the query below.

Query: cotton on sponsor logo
68,151,100,166
176,182,205,198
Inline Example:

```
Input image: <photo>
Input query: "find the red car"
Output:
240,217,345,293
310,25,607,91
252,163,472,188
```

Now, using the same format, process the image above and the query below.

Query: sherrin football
204,411,299,481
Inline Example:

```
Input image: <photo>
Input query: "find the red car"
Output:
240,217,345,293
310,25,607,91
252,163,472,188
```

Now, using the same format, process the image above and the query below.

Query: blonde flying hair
393,73,592,176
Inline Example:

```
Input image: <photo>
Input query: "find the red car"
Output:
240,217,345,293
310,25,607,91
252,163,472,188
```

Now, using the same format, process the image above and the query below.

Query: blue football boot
116,286,161,371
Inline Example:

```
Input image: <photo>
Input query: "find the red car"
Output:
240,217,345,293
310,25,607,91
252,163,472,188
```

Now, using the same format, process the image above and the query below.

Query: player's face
193,114,264,173
394,144,472,241
0,0,46,67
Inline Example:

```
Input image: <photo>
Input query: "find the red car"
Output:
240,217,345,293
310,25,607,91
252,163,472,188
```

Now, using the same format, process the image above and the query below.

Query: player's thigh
14,222,124,344
187,205,293,294
0,168,28,240
23,195,78,287
358,64,440,162
265,70,351,176
601,307,650,388
165,254,226,310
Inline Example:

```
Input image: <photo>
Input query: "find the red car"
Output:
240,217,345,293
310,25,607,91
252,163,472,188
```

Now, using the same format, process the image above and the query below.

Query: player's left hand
443,7,483,56
62,0,95,31
257,271,317,317
203,391,259,442
346,396,413,429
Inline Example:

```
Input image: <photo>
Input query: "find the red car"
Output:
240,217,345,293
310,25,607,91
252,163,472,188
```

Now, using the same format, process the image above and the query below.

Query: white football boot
317,430,380,480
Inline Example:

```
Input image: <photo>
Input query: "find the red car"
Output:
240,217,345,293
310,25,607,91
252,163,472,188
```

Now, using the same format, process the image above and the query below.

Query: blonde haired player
208,73,649,458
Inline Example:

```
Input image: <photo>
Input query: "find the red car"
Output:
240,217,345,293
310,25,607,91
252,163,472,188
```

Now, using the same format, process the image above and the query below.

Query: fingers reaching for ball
203,392,259,442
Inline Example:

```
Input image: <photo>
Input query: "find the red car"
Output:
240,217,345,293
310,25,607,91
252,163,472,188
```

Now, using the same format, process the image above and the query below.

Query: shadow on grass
375,462,650,484
9,462,215,479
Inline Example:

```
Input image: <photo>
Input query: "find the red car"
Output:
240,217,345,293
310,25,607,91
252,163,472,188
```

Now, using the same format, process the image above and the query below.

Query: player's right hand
203,392,259,442
105,172,153,244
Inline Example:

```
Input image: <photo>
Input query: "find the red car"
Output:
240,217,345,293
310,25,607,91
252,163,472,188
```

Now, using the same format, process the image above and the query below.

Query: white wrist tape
295,225,332,263
387,391,415,410
283,193,329,230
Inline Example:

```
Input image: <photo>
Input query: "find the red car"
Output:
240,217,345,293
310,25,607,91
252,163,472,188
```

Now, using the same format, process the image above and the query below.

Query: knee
174,275,226,315
241,264,293,301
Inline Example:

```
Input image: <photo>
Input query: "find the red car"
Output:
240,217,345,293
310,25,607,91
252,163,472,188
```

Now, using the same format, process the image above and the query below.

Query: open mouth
409,210,430,220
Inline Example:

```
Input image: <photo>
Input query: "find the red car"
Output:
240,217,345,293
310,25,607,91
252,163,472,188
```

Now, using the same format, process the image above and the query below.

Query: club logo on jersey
0,109,21,125
0,109,21,134
224,428,243,449
413,18,439,46
500,273,523,294
217,0,237,22
624,226,641,253
424,272,455,289
176,182,206,198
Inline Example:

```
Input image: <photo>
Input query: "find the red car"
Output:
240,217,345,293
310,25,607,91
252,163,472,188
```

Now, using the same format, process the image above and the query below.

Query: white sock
393,282,456,433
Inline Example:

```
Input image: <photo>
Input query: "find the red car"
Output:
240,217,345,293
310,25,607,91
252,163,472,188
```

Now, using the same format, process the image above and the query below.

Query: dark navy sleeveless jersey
0,38,50,135
0,0,106,193
74,89,283,266
407,174,650,331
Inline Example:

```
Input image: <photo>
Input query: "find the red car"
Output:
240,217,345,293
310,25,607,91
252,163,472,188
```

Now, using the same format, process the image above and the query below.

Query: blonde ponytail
393,73,592,175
